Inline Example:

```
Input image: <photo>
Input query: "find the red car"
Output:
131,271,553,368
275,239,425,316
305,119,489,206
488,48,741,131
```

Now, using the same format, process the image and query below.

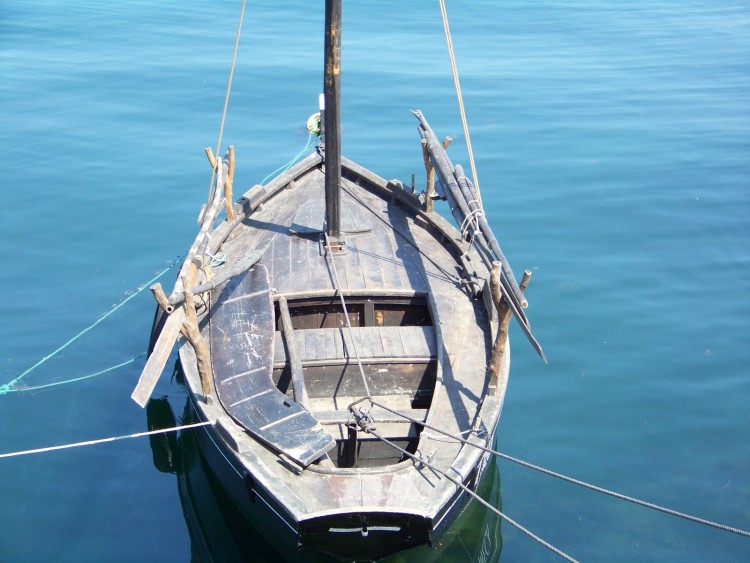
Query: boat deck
222,170,444,296
185,157,506,527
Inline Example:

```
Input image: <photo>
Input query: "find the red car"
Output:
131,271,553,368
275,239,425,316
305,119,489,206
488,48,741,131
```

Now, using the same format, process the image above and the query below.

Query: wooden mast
324,0,342,239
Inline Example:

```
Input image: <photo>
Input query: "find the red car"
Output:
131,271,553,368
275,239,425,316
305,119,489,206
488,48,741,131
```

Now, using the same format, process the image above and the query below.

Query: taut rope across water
0,421,214,460
360,397,750,540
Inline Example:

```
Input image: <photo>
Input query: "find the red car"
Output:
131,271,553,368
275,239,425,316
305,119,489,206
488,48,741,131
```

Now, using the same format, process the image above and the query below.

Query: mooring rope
260,131,316,186
364,398,750,539
0,421,214,460
206,0,247,205
0,354,146,395
0,259,180,395
438,0,482,207
497,451,750,539
353,415,578,562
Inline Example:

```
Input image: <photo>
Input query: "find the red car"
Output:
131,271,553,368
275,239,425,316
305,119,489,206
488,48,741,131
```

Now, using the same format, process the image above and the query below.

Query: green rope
260,131,316,185
0,258,180,395
1,354,146,394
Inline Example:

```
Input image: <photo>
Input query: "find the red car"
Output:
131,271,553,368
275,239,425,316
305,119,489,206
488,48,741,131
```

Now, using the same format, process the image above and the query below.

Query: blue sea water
1,1,748,561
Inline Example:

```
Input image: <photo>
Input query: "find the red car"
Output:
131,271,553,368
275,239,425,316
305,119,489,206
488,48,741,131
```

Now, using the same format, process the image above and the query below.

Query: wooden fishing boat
133,2,543,560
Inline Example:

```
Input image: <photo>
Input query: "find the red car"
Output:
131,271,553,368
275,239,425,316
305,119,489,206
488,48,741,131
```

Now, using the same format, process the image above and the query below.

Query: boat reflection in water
146,371,503,562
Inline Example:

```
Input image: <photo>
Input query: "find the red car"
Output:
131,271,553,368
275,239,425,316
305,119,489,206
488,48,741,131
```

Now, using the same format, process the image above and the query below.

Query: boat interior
271,293,437,468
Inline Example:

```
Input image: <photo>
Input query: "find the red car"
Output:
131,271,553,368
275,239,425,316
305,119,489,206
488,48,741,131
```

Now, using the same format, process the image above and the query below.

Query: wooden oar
131,307,185,407
414,110,545,360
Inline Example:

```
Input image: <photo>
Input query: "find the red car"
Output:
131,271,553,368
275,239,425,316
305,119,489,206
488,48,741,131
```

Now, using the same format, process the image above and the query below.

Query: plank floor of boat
272,325,437,364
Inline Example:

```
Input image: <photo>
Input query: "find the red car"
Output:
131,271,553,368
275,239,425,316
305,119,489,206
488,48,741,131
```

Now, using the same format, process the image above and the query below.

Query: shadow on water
146,362,504,562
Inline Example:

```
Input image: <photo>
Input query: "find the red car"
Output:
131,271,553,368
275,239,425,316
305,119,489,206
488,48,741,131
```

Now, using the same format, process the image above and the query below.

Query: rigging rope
322,234,371,398
364,398,750,539
0,421,214,460
206,0,248,204
340,182,462,285
0,259,180,395
354,417,578,562
438,0,482,207
497,451,750,539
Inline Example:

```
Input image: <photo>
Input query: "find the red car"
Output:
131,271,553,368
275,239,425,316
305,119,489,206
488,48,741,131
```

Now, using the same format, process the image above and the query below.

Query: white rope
459,207,485,240
366,398,750,539
323,234,371,397
207,0,248,204
0,421,214,459
422,428,474,443
438,0,482,207
365,425,578,562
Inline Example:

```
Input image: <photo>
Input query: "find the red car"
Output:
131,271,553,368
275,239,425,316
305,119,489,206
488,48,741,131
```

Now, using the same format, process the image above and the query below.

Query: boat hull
183,384,497,561
169,151,512,560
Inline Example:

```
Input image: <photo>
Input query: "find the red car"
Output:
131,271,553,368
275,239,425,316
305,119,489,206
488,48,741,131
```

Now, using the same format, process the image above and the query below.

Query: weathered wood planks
272,326,436,364
210,263,335,466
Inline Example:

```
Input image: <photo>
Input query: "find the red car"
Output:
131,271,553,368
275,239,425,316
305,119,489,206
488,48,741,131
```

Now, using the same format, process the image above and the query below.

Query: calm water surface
1,1,748,561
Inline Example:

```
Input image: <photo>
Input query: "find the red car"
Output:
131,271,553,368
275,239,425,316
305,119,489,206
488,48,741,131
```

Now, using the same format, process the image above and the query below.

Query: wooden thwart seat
273,325,437,365
313,408,428,425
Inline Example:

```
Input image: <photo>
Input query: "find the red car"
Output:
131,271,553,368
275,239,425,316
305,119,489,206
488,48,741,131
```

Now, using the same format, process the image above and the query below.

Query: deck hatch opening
274,295,432,330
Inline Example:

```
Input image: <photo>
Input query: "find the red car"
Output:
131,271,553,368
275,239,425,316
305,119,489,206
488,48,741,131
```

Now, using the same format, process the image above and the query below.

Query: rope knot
348,406,376,433
416,447,436,467
459,206,484,241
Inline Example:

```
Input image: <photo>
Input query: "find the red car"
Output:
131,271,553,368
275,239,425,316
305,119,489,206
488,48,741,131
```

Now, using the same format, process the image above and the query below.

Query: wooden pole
454,164,527,309
204,147,217,170
413,110,545,361
488,262,508,392
420,139,435,212
150,283,172,314
224,145,235,220
181,274,213,402
279,296,311,411
520,269,532,293
150,284,187,338
415,112,525,303
489,265,533,392
131,308,185,407
324,0,342,239
167,250,262,309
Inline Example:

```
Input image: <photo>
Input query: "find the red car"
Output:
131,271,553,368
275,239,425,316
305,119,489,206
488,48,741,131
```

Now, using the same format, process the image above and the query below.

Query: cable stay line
0,421,214,460
362,397,750,539
323,233,371,398
206,0,247,204
438,0,482,207
348,405,577,562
